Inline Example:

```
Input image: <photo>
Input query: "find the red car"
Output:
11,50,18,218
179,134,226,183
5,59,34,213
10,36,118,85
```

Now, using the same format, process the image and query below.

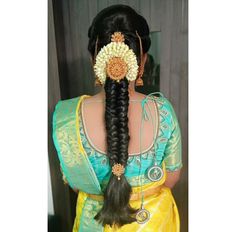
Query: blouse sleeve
52,100,70,186
163,98,183,172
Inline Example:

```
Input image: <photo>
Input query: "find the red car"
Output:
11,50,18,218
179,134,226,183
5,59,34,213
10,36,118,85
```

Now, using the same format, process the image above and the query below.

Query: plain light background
0,1,236,232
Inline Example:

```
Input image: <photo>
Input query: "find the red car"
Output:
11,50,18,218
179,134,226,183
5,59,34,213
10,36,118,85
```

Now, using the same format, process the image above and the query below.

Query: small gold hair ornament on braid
93,31,139,84
112,163,125,180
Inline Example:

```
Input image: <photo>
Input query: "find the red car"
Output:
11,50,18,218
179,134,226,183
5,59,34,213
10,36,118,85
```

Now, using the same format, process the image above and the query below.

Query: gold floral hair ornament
112,163,125,180
93,31,139,84
111,32,125,43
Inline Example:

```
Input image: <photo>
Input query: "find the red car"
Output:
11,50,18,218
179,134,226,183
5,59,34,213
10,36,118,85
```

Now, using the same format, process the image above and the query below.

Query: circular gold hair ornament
106,57,128,81
93,31,139,84
112,163,125,180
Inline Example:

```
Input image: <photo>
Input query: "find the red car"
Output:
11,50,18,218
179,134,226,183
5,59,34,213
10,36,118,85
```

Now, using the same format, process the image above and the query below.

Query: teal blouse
53,92,183,193
77,94,182,191
52,92,183,232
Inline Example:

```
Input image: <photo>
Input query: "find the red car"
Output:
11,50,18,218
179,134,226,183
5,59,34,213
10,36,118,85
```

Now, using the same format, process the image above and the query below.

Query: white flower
94,41,139,84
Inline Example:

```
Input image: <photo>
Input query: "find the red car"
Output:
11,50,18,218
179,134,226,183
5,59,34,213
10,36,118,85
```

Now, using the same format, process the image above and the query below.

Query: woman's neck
97,82,145,101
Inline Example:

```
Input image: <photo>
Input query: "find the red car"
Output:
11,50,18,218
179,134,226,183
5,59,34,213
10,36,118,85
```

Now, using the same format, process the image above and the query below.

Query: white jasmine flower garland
93,41,139,84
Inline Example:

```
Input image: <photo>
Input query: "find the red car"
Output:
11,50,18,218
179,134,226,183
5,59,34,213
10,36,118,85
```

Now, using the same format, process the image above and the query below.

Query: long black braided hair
88,4,151,227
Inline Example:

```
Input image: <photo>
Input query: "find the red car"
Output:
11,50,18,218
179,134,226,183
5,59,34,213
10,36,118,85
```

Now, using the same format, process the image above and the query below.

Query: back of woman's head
87,5,151,227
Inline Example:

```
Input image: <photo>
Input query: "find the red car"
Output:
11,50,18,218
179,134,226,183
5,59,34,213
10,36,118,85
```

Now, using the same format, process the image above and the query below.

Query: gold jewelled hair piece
107,32,127,81
111,32,125,43
93,31,139,84
93,31,130,84
112,163,125,180
135,30,144,86
106,56,128,81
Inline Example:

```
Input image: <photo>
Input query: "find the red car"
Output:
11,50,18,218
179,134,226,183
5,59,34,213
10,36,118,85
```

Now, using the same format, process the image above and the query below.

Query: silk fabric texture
52,93,182,232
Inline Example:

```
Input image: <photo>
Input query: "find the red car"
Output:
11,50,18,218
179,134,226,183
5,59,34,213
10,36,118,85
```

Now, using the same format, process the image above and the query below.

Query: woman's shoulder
54,94,90,112
147,92,179,125
52,95,90,127
156,94,176,113
54,95,84,107
143,91,173,109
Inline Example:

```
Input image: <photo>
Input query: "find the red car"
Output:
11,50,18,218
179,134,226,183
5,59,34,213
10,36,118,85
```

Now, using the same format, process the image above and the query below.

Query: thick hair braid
88,4,151,227
117,78,130,165
94,78,138,227
104,79,119,166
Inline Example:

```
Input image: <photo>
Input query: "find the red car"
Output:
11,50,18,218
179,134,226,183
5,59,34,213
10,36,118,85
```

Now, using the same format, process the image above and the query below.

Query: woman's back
52,91,182,231
81,90,158,156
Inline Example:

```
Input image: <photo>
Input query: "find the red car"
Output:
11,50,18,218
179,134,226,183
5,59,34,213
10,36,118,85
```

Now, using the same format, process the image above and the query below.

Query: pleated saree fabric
52,93,182,232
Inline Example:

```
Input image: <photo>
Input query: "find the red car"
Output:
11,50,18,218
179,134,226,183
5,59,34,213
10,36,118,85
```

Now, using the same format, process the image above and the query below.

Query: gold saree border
72,191,88,232
76,94,92,160
75,95,102,192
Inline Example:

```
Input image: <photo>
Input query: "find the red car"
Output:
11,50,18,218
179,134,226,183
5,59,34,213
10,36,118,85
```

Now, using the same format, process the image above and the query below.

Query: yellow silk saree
52,93,182,232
